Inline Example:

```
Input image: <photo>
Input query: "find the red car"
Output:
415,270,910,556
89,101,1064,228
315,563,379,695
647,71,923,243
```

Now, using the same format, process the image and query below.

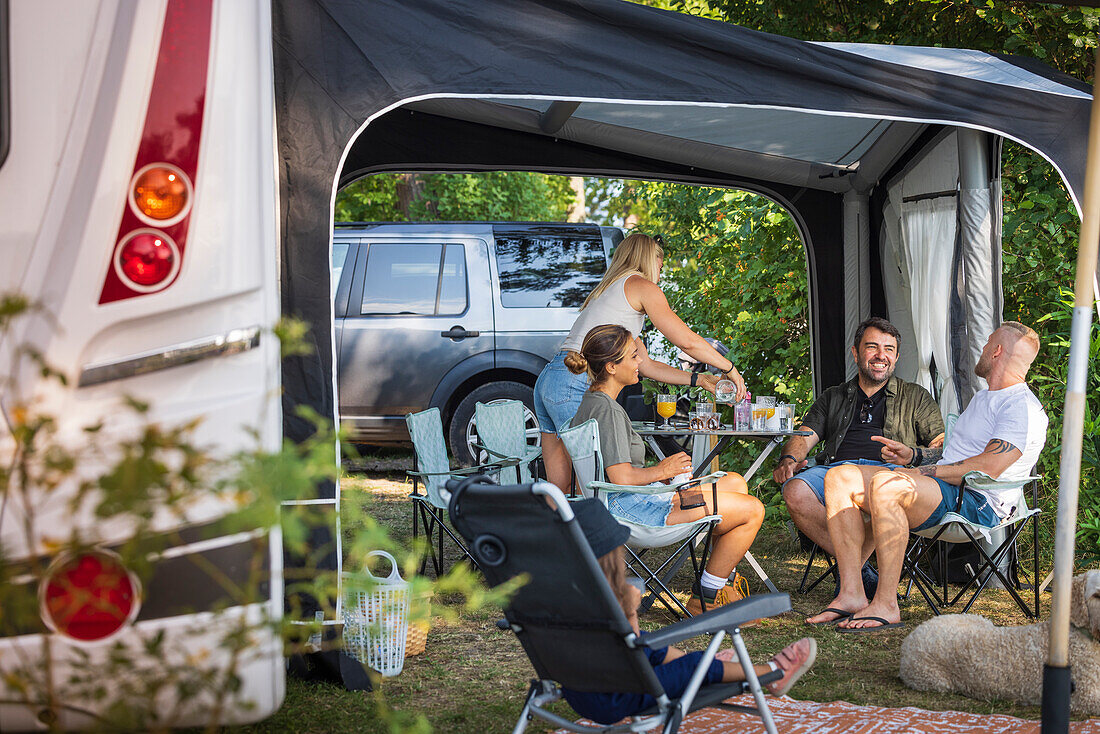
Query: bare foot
715,648,737,662
837,600,901,630
805,593,867,625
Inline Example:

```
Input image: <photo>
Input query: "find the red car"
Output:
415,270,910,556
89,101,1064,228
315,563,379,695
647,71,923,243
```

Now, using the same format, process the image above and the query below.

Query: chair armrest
588,480,676,495
588,471,727,495
670,471,726,490
642,593,791,649
407,460,514,479
472,443,536,466
963,470,1040,490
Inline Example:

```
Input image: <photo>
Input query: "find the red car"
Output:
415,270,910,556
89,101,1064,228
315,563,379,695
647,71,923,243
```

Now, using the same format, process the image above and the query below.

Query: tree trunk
396,173,427,220
567,176,587,222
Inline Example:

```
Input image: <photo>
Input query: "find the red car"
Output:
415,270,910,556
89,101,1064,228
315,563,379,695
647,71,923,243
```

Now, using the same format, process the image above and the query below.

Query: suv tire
447,381,539,466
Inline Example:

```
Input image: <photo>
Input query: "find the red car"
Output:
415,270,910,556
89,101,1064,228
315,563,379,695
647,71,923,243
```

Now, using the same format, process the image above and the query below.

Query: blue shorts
533,351,589,433
606,487,674,527
783,459,896,505
914,479,1000,531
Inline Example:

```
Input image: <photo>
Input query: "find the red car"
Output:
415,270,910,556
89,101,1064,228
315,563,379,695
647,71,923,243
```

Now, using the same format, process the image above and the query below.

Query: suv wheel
447,381,540,466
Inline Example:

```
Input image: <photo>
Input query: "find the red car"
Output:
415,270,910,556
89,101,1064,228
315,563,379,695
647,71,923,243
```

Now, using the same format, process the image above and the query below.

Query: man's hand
871,435,915,465
773,455,807,484
929,432,945,449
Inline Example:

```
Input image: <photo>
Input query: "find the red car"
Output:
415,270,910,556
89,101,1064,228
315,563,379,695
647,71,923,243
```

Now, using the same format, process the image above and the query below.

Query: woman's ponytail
564,350,588,374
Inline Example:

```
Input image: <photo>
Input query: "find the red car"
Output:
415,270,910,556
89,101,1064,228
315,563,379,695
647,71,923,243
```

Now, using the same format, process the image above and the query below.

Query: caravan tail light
114,231,180,290
39,550,141,642
131,164,192,225
98,0,211,304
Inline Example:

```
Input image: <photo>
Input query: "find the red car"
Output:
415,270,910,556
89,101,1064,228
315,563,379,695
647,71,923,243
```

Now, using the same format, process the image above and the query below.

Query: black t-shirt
831,387,888,463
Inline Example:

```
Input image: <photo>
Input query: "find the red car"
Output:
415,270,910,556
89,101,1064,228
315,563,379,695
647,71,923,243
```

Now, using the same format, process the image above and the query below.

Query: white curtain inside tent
899,196,959,415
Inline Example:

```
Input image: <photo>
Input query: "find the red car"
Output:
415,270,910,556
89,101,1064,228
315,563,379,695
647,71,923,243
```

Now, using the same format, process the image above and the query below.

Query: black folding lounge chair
446,475,790,734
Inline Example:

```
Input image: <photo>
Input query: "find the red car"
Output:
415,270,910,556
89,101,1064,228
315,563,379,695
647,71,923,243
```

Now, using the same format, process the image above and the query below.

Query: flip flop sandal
838,615,904,633
807,607,856,626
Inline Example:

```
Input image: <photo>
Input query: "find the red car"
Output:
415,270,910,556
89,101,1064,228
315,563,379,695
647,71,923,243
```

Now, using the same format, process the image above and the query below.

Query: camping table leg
740,437,782,483
741,551,779,594
690,436,781,594
644,436,667,460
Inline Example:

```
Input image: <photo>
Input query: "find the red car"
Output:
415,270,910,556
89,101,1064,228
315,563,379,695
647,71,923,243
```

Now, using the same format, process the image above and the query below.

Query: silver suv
332,222,621,462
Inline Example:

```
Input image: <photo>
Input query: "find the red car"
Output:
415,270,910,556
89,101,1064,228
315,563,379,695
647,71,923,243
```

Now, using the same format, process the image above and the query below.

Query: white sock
699,571,725,593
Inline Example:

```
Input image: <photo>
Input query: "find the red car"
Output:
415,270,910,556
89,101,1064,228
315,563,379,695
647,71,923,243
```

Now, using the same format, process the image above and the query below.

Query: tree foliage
336,172,575,223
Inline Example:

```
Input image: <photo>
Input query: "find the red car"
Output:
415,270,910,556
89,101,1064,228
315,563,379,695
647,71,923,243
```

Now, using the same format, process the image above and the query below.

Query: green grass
235,455,1053,733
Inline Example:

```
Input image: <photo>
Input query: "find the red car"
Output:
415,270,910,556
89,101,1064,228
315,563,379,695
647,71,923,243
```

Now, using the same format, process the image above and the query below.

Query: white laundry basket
342,550,410,677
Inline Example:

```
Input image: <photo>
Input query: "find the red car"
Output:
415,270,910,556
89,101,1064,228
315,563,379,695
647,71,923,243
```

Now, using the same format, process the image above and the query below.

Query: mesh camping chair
446,475,790,734
405,407,518,575
559,418,724,618
474,399,542,485
901,414,1042,617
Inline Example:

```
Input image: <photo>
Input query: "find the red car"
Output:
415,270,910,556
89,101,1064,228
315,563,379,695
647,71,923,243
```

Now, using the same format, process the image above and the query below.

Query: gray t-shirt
571,390,646,468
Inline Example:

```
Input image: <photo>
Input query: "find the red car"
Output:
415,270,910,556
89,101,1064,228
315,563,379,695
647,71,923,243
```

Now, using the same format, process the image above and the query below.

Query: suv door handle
441,326,480,340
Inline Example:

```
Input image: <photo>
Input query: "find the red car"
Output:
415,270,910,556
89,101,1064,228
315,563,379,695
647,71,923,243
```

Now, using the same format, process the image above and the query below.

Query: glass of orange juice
656,394,676,428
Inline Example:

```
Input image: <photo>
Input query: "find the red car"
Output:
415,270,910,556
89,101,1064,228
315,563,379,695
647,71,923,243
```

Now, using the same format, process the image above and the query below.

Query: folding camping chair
445,475,790,734
558,418,724,618
474,399,542,485
901,413,1042,617
405,407,518,575
902,470,1041,617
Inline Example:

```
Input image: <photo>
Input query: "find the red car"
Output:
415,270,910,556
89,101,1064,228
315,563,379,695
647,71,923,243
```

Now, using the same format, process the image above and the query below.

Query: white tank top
560,276,646,352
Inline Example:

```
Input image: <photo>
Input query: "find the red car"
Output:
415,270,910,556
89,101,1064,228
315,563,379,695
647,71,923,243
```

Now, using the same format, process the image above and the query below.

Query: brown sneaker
685,581,758,626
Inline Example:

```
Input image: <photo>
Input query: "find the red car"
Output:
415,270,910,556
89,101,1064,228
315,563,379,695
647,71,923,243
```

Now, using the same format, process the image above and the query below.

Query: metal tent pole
1041,40,1100,734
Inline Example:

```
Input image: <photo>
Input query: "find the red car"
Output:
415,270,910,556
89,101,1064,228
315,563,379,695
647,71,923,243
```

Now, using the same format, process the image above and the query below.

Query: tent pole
1041,40,1100,734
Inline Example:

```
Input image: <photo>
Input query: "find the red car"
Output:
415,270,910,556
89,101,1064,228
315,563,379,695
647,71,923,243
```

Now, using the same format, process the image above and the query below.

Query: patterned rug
562,695,1100,733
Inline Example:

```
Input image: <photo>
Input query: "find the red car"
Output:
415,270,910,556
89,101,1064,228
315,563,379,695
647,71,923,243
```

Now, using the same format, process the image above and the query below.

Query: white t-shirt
939,382,1048,518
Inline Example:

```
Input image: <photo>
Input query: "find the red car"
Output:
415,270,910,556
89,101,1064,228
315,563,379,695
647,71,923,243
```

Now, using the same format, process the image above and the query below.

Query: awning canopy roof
272,0,1092,441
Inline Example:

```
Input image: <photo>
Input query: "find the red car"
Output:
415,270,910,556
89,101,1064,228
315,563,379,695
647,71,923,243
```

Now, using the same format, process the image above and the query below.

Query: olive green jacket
800,376,944,465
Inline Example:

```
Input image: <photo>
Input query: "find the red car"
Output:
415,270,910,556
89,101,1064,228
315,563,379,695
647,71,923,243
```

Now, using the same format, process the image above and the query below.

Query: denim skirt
606,487,674,527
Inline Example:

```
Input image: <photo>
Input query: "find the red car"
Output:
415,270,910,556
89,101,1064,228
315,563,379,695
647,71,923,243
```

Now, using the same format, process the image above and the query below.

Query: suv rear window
360,243,467,316
493,227,606,308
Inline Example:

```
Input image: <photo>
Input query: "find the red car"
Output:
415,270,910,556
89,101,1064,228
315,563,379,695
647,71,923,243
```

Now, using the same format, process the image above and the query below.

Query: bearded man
775,317,945,598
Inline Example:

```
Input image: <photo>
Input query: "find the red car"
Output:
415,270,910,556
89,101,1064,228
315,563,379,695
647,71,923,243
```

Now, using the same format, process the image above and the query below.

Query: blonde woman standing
532,233,747,493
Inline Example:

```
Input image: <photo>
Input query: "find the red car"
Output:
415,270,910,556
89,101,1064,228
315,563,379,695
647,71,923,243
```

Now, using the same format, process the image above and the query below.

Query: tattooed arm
907,438,1022,484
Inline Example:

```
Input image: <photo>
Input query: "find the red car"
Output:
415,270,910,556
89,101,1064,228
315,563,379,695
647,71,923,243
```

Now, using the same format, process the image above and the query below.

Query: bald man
807,322,1048,630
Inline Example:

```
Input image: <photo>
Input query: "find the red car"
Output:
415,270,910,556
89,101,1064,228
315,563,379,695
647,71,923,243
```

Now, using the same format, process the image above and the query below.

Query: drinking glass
656,394,676,428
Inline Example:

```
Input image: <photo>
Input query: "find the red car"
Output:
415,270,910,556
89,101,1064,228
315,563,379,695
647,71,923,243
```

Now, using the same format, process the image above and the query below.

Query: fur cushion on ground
899,571,1100,714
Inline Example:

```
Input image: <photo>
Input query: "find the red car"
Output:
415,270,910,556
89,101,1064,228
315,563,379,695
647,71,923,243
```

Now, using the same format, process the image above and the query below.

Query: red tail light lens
114,230,180,290
39,550,141,642
130,163,192,225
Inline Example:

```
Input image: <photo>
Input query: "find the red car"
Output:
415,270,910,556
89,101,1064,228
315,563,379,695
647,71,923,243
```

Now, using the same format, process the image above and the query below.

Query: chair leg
901,533,947,615
798,543,837,595
731,630,778,734
627,547,691,618
954,521,1037,618
511,681,539,734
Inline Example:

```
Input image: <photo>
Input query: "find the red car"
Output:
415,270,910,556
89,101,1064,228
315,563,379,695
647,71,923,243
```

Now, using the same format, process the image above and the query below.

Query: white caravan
0,0,284,728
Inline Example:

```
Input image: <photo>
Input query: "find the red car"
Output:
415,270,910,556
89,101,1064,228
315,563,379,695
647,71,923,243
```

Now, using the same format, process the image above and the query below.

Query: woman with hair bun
533,232,747,493
569,324,763,615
